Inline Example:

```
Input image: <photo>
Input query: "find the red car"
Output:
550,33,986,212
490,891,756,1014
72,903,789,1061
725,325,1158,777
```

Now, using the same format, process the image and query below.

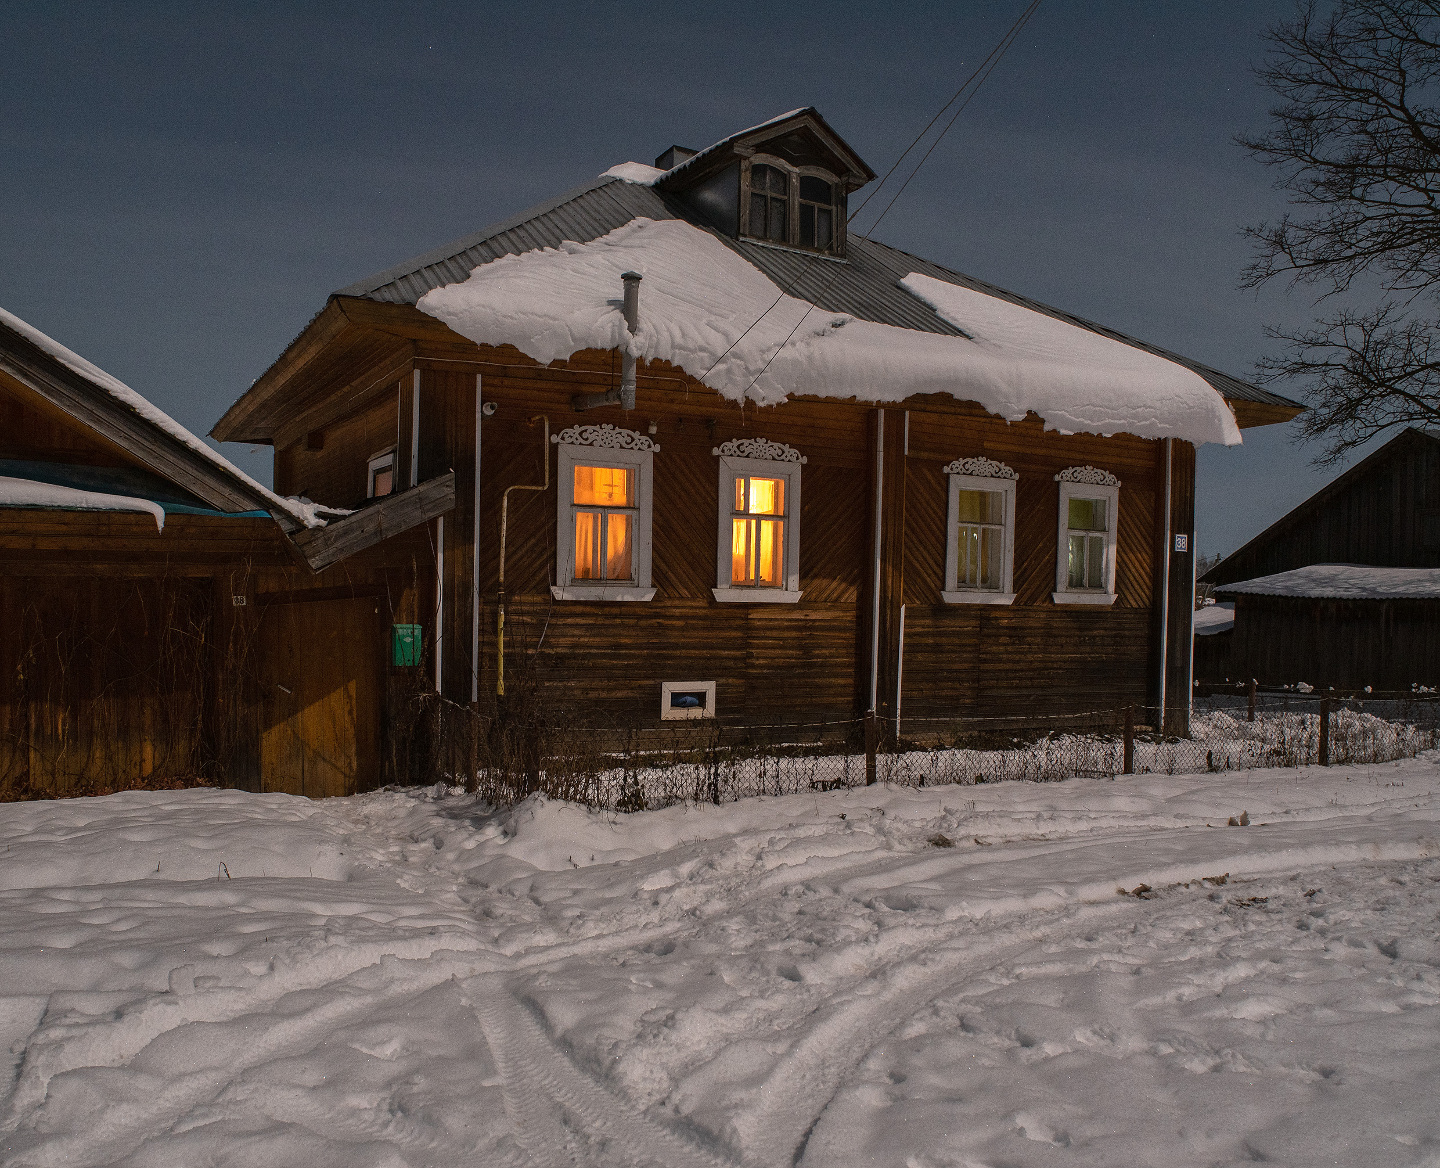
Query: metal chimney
619,271,641,411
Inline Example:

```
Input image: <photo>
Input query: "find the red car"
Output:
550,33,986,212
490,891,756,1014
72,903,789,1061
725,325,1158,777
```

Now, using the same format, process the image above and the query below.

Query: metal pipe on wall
471,376,484,704
409,369,421,488
1157,437,1173,732
497,416,550,697
434,515,444,693
868,409,885,714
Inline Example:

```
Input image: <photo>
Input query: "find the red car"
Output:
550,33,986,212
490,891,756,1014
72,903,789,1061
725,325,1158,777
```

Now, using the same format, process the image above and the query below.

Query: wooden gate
258,596,380,798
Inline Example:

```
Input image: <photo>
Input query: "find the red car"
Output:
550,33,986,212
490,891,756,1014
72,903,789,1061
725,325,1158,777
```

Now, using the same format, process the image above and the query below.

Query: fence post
1247,678,1257,723
864,713,878,786
1318,695,1330,766
1123,705,1135,775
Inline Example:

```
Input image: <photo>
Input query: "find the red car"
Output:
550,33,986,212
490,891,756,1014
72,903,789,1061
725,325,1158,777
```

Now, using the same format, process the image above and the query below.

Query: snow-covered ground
2,759,1437,1167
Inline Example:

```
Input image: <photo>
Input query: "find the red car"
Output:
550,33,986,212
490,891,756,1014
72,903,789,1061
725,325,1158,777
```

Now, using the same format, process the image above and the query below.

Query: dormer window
741,157,844,256
749,164,789,242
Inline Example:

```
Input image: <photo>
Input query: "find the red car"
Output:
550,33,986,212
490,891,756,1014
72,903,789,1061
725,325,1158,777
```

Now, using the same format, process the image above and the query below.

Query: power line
697,0,1042,394
732,0,1043,399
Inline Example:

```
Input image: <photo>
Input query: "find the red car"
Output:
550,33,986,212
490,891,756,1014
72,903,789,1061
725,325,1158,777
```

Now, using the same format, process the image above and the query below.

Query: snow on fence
460,694,1440,812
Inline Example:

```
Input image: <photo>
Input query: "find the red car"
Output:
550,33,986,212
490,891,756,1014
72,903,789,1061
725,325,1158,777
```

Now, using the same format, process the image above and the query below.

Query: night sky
3,2,1349,559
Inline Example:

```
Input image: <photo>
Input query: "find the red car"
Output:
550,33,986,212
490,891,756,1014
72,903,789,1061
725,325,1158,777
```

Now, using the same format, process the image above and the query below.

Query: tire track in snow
731,900,1138,1168
464,975,744,1168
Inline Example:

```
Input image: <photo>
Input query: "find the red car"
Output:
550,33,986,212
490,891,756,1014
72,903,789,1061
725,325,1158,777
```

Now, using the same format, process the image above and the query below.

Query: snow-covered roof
0,307,323,528
601,162,666,185
1217,564,1440,600
1192,601,1235,635
0,474,167,529
417,217,1242,445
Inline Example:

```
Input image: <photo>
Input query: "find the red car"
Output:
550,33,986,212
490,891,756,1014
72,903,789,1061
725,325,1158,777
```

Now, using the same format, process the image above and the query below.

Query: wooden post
1247,678,1257,723
1123,706,1135,775
864,712,878,786
1318,695,1330,766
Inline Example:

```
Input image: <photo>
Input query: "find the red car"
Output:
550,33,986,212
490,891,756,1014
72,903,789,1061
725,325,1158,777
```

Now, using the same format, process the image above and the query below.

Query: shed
0,308,447,797
1214,565,1440,690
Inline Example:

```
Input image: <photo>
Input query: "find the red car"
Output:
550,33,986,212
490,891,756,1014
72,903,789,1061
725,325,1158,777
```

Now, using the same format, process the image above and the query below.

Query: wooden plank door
258,597,379,798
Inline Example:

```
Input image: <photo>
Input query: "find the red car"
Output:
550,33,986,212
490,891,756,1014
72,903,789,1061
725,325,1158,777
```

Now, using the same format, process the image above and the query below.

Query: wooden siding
1226,594,1440,689
264,339,1194,735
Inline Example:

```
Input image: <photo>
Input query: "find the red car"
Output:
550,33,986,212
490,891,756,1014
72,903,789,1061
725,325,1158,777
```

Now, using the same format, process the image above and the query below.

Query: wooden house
1199,427,1440,689
213,108,1302,743
0,307,451,798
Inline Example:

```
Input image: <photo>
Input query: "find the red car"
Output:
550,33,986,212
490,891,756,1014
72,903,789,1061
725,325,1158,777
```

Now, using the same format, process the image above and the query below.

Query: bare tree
1240,0,1440,461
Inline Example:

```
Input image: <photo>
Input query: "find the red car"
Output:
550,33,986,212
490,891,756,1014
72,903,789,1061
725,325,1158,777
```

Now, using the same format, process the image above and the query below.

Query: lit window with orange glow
572,465,635,581
713,443,803,602
730,475,786,586
553,432,656,602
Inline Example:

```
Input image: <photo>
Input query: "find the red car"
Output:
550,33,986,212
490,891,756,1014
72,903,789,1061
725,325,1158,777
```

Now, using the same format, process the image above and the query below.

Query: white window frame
711,439,804,603
1053,466,1120,606
366,449,395,499
941,458,1017,605
660,680,716,721
551,425,656,602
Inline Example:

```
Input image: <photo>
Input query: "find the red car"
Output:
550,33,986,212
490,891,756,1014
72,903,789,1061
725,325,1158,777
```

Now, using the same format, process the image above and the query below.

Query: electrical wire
696,0,1042,393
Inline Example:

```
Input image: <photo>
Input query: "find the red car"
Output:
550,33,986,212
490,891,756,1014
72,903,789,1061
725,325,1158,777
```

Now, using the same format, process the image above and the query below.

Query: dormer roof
655,107,876,193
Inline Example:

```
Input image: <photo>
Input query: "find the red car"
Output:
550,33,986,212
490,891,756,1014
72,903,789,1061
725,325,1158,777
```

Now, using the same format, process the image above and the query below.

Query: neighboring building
1203,427,1440,588
213,108,1302,740
1199,427,1440,689
0,308,448,798
1214,566,1440,690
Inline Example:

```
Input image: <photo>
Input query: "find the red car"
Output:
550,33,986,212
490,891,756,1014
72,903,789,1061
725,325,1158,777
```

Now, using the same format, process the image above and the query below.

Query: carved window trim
739,153,845,256
711,441,803,603
942,458,1017,605
551,435,656,602
1053,466,1120,606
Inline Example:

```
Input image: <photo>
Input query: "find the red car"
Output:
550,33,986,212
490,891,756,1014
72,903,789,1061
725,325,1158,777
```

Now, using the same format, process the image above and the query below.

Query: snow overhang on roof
416,216,1243,446
0,306,325,529
1217,564,1440,600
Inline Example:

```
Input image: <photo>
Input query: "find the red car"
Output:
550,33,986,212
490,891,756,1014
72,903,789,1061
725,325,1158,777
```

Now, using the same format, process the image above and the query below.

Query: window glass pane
979,525,997,588
799,175,833,203
574,464,633,506
799,203,814,247
758,164,786,194
1087,534,1105,589
757,519,783,586
1067,532,1087,588
574,510,601,580
731,518,748,584
1068,496,1106,532
956,488,1001,524
749,192,767,237
734,476,745,513
747,476,784,515
605,512,633,580
768,199,786,242
816,208,832,250
371,466,393,497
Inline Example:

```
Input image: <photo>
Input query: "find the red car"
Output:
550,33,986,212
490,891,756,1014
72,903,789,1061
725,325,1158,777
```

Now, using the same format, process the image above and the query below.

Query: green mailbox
392,624,422,667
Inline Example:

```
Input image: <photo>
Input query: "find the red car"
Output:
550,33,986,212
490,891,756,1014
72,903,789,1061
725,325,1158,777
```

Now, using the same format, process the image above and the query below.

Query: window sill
941,590,1015,606
737,237,848,264
711,587,803,604
1051,591,1117,606
551,585,657,602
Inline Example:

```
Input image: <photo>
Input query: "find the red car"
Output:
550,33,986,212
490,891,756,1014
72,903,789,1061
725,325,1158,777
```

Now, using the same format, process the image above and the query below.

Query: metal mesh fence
448,690,1440,812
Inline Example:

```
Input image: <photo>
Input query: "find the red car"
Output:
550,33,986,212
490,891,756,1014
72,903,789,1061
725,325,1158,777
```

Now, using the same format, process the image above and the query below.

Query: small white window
660,680,716,720
1053,466,1120,605
367,450,395,498
941,458,1017,605
551,425,656,602
711,439,804,603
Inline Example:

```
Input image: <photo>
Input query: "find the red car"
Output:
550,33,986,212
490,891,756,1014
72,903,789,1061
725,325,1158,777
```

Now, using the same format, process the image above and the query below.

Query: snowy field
1,759,1437,1167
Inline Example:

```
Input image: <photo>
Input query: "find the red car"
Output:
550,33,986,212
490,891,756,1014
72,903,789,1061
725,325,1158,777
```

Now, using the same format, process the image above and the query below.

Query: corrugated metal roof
338,177,1298,412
